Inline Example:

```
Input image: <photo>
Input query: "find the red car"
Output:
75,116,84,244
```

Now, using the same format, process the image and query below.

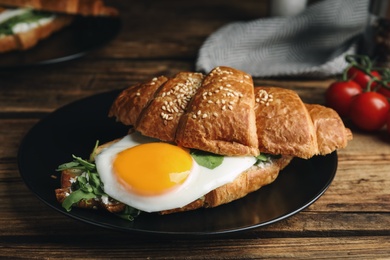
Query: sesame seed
213,112,218,117
197,110,201,115
192,114,197,119
202,113,208,118
228,105,233,110
136,92,141,96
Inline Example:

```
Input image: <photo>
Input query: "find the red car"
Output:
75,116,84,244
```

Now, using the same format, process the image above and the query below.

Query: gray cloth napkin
196,0,370,77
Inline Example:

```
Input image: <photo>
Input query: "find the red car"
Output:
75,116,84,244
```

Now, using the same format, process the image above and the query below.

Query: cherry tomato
387,112,390,135
347,66,380,90
377,85,390,99
349,92,390,131
325,80,362,117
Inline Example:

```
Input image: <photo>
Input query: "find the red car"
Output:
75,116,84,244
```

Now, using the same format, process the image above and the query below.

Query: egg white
95,133,256,213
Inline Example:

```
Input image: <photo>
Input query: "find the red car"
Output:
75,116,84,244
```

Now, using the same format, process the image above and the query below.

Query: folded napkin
196,0,369,77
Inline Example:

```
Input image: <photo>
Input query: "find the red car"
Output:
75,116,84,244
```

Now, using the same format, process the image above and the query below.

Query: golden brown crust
176,66,259,156
55,67,353,215
0,0,118,16
254,86,318,159
136,72,204,142
0,15,73,53
56,140,292,215
108,76,168,126
160,155,293,214
305,104,353,155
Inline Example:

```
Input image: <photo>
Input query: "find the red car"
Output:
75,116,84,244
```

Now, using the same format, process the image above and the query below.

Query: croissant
109,66,352,159
0,0,118,16
57,66,352,215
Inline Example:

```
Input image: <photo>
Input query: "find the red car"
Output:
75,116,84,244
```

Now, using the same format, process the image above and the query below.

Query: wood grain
1,0,389,259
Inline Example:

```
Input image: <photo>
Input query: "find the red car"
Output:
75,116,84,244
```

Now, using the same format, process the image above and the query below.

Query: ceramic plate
18,90,338,236
0,16,121,69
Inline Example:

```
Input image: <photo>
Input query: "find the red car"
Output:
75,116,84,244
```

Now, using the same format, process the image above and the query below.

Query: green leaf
115,206,141,221
56,161,81,171
72,155,95,171
190,150,224,169
0,10,53,36
62,190,96,212
254,153,281,165
255,154,269,163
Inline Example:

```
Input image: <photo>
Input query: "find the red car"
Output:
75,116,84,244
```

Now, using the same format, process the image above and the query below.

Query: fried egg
95,132,256,212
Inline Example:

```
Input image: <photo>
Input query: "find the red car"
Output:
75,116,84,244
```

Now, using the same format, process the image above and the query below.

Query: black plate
0,16,121,69
18,90,338,236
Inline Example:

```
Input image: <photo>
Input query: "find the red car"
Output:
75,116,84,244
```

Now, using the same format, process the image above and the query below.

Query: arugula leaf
62,190,96,212
115,205,141,221
190,150,224,169
254,153,281,165
56,146,140,220
0,10,53,36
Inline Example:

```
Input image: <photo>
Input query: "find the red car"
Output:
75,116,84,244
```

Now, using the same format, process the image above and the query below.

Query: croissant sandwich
55,66,352,218
0,0,117,53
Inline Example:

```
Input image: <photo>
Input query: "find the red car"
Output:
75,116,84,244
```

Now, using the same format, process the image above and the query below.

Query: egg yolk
113,143,193,195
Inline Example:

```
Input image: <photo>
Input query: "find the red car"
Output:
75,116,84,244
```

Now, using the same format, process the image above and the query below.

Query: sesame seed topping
136,92,141,96
255,89,273,106
159,73,204,123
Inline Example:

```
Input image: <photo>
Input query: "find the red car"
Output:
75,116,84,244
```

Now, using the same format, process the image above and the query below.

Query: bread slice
305,104,352,155
109,76,169,126
0,14,73,53
159,155,293,214
175,66,259,156
0,7,73,53
55,138,293,215
0,0,118,16
135,72,204,142
254,87,318,159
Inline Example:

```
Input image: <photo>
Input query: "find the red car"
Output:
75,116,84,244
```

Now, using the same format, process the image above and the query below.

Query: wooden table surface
1,1,390,259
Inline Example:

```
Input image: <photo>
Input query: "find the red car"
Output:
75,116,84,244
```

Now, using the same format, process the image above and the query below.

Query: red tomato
347,66,380,90
325,80,362,117
387,112,390,135
377,85,390,99
349,92,390,131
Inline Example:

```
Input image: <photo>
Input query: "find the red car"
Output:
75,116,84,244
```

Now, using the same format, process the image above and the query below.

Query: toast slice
0,8,73,53
0,0,118,16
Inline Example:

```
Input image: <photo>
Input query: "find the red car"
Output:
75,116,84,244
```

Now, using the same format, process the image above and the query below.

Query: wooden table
1,1,390,258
